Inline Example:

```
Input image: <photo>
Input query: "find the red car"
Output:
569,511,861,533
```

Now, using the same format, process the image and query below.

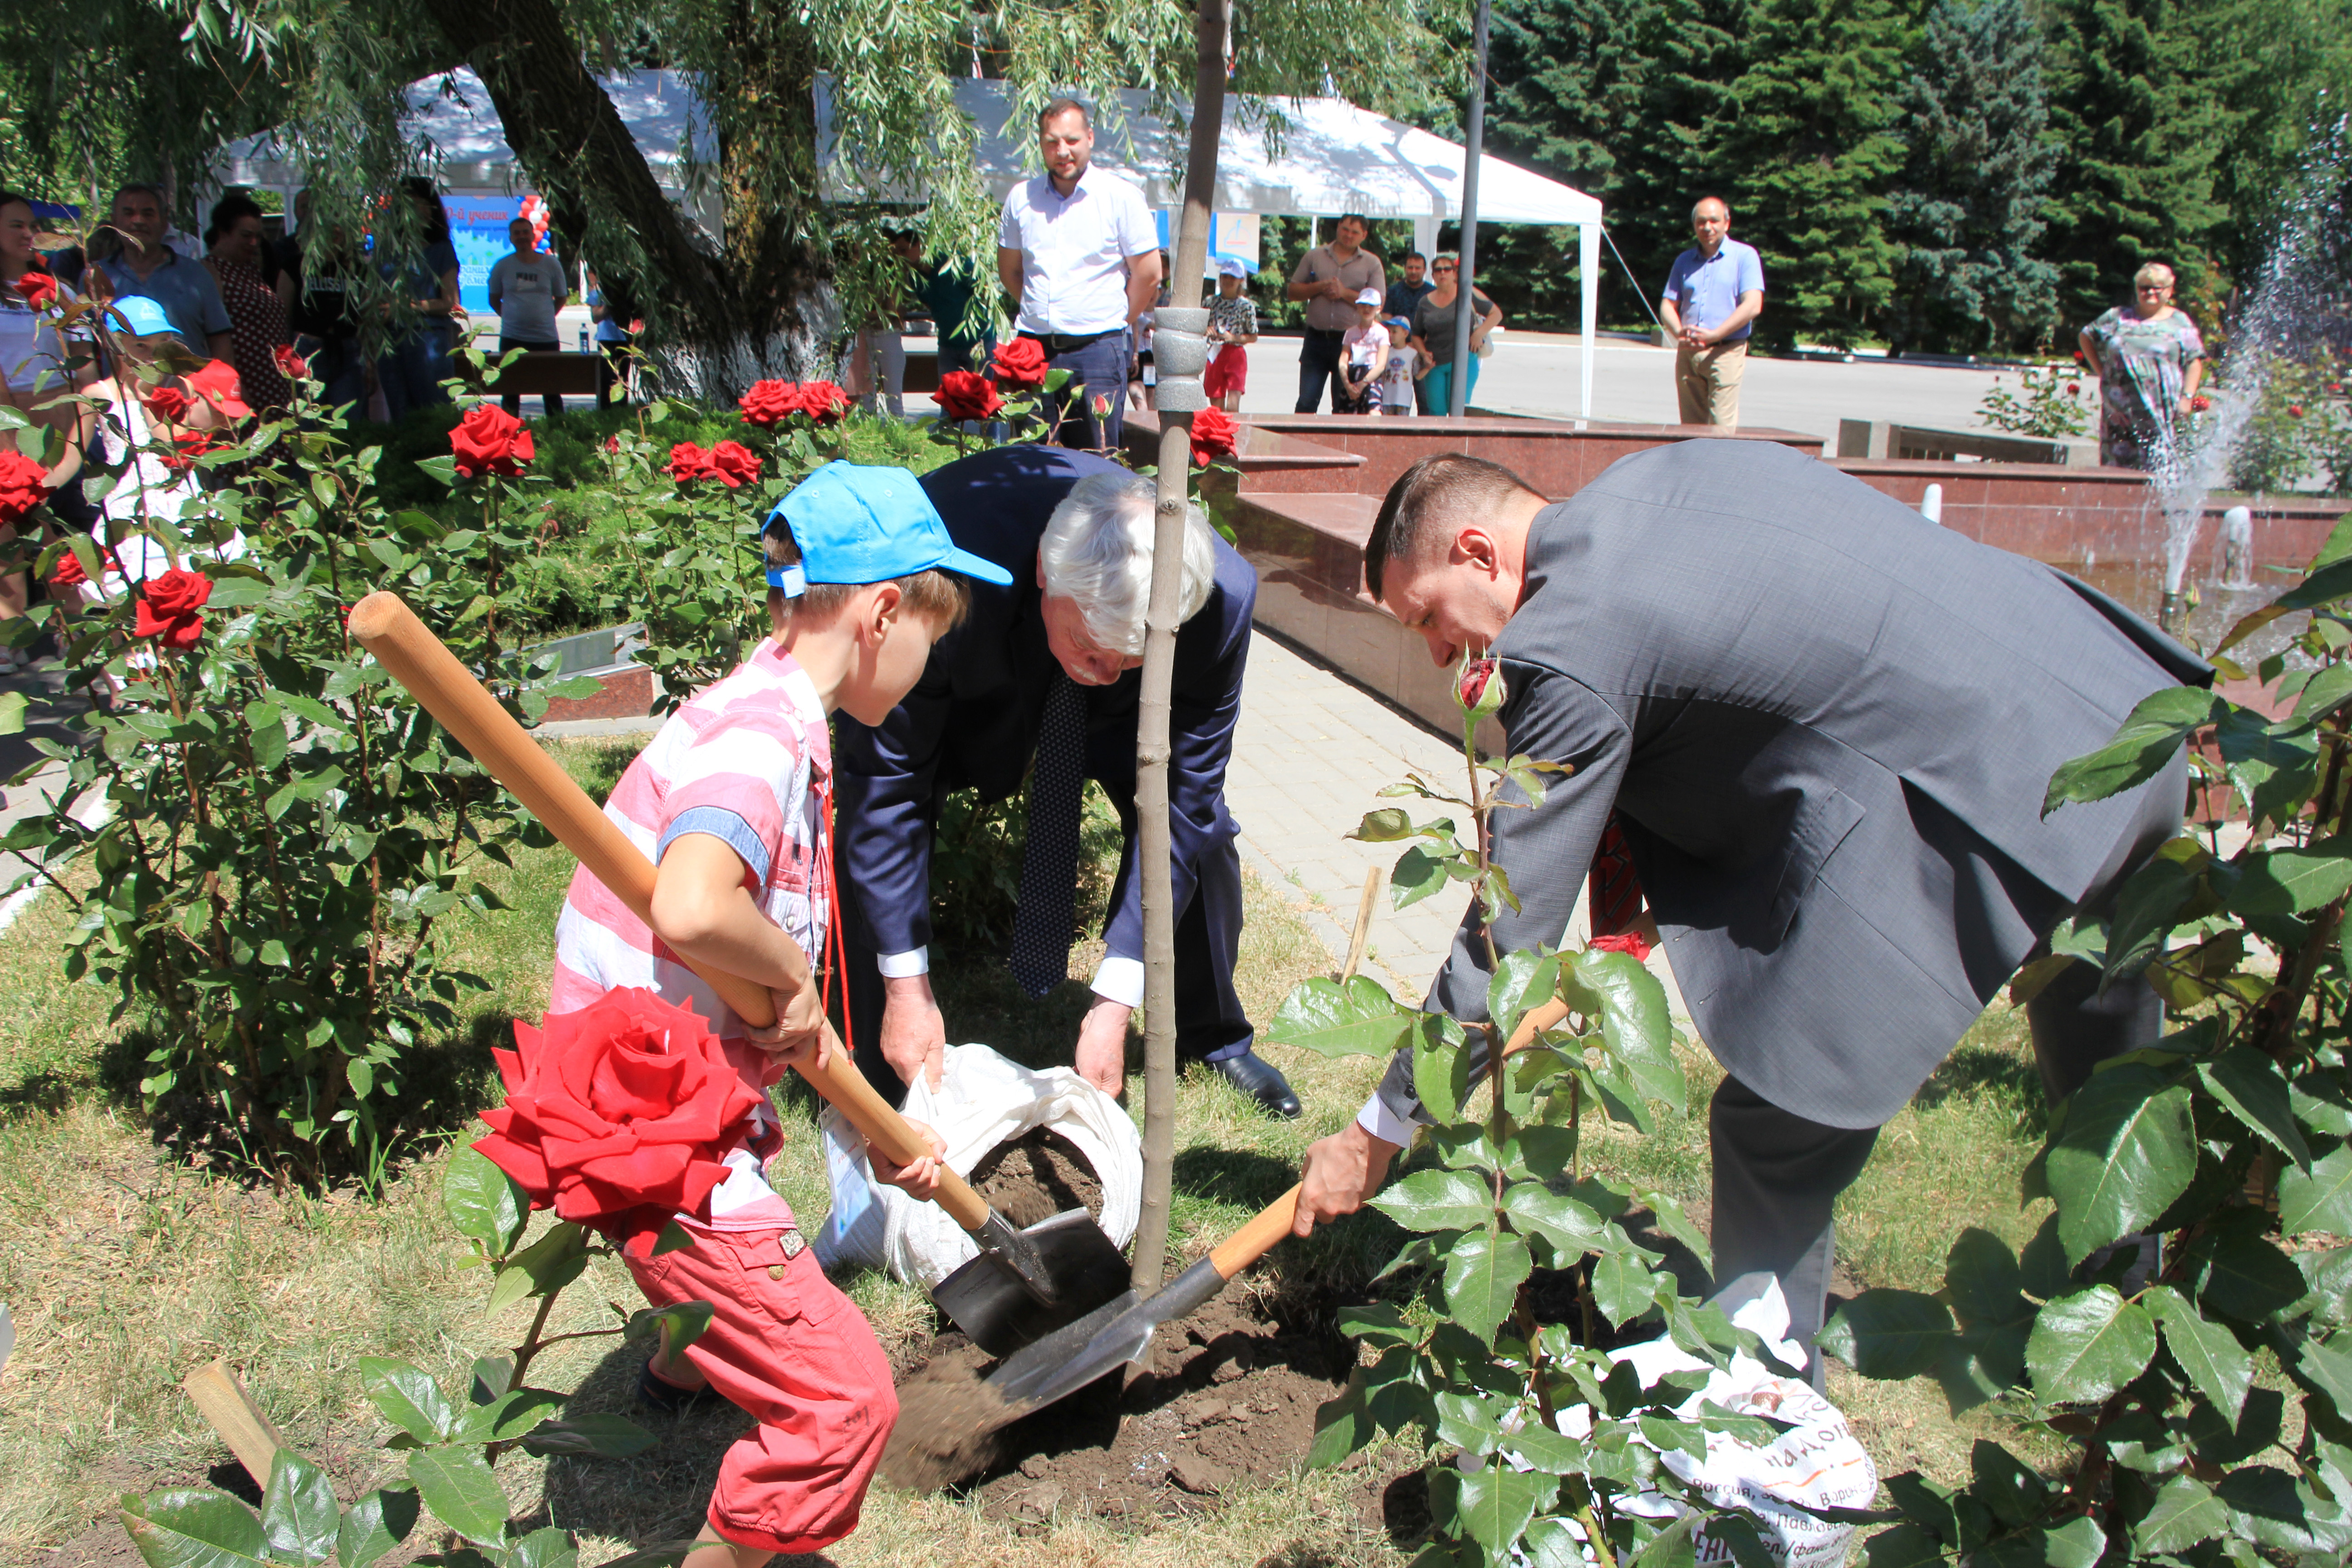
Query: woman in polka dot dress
202,194,292,415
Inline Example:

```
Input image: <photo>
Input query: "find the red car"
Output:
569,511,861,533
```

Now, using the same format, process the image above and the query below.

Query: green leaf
1500,1184,1608,1258
1308,1372,1374,1468
505,1525,578,1568
2046,1067,2195,1265
2292,1333,2352,1419
1351,807,1415,842
1487,948,1563,1043
622,1300,715,1357
1371,1169,1495,1234
651,1219,695,1257
1636,1191,1713,1274
2137,1476,2230,1553
2043,686,2219,815
2199,1049,2313,1169
2219,554,2352,652
0,691,27,738
442,1146,530,1255
497,1220,590,1303
1860,1523,1948,1568
1970,1439,2048,1526
1975,1516,2106,1568
1818,1290,1955,1379
1261,975,1419,1058
2145,1285,2251,1422
459,1387,565,1444
2024,1286,2157,1403
1443,1228,1532,1347
405,1446,510,1544
260,1450,338,1565
120,1489,270,1567
1391,843,1455,910
1629,1512,1701,1568
1562,949,1675,1090
1432,1389,1506,1455
2098,853,2203,981
517,1413,660,1458
1592,1247,1661,1328
2231,836,2352,918
2282,1141,2352,1236
1415,1024,1472,1126
468,1357,514,1406
414,453,461,487
358,1357,455,1444
1944,1228,2030,1330
335,1488,419,1568
1455,1463,1543,1556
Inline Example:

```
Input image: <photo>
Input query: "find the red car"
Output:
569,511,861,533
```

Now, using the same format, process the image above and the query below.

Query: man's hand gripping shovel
348,591,1129,1356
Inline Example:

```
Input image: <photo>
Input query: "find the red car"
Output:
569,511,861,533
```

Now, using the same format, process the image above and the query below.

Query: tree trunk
1131,0,1230,1302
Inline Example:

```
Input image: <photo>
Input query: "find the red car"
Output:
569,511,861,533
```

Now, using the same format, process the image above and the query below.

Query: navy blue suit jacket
832,444,1257,965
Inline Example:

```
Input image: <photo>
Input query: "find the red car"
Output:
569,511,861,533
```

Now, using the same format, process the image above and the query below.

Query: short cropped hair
1039,471,1216,656
2133,262,2176,289
1363,454,1544,602
206,193,264,246
762,522,970,629
1039,98,1093,133
1336,212,1371,233
1691,195,1731,221
1406,250,1427,265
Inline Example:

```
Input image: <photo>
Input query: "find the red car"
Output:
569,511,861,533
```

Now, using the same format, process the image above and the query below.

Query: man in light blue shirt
1660,196,1764,429
94,184,232,359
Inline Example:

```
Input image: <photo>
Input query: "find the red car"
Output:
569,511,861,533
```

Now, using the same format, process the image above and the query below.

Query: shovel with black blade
349,590,1130,1358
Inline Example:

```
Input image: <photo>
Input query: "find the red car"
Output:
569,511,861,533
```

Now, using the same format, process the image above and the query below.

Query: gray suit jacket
1377,439,2204,1131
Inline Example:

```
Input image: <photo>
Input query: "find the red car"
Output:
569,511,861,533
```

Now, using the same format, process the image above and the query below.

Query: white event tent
215,70,1605,415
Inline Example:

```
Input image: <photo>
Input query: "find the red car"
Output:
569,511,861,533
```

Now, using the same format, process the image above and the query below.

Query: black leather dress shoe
1209,1050,1302,1119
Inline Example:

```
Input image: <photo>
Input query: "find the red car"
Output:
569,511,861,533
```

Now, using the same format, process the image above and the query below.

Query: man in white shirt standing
488,218,569,417
997,98,1163,451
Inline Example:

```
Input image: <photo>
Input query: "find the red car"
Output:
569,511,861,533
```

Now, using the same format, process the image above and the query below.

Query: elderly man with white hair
831,444,1302,1118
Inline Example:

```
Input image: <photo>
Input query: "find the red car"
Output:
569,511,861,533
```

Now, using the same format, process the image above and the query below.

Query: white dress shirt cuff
1091,955,1146,1009
877,948,930,979
1357,1092,1416,1149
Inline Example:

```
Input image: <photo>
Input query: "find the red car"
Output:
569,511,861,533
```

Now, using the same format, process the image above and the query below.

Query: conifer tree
1884,0,2060,354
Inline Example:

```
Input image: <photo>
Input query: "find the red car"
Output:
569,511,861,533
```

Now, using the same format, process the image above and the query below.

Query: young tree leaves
1261,975,1421,1058
2196,1049,2312,1169
2024,1286,2157,1403
2042,687,2220,815
2136,1476,2230,1554
2045,1066,2195,1265
358,1357,456,1445
2143,1285,2252,1422
260,1450,340,1566
404,1445,510,1544
1372,1168,1498,1234
119,1489,273,1568
442,1145,530,1256
1444,1230,1534,1347
1819,1290,1957,1379
2282,1142,2352,1236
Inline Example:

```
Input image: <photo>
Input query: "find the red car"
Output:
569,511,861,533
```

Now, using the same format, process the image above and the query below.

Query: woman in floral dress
2078,262,2206,470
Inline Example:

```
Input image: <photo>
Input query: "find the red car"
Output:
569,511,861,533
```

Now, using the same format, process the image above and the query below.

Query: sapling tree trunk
1132,0,1230,1298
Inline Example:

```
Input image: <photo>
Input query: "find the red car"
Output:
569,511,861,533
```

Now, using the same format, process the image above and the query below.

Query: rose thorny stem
1129,0,1230,1314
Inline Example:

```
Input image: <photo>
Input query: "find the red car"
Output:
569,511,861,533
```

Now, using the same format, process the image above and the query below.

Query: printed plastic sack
1533,1276,1876,1568
811,1042,1142,1290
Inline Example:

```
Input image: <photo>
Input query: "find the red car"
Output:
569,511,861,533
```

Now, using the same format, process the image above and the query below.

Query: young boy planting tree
538,461,1014,1566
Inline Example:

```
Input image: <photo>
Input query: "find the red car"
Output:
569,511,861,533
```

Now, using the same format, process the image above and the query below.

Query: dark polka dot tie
1009,673,1086,997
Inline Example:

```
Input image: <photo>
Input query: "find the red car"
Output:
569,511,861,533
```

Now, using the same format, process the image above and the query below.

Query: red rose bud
143,384,193,423
49,551,87,588
705,440,761,488
470,986,766,1232
666,441,712,484
1457,655,1506,718
738,379,798,427
1590,931,1653,962
1189,407,1238,466
935,369,1003,422
15,271,58,310
158,431,219,472
991,337,1049,390
186,359,251,421
2331,383,2345,395
2290,404,2305,418
272,344,309,381
796,380,850,425
0,449,54,524
448,402,535,477
133,566,212,650
605,434,621,452
2190,394,2211,412
2066,382,2079,396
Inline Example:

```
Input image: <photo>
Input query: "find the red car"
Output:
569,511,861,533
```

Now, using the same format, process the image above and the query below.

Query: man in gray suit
1292,441,2205,1374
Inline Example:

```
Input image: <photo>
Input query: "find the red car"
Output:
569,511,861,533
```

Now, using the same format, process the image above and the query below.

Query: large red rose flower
143,384,193,424
187,359,251,421
49,546,88,588
1590,931,1654,962
0,450,53,524
935,370,1003,422
795,380,850,426
705,439,762,488
738,379,799,427
15,271,57,310
450,403,535,478
158,431,220,473
470,987,765,1231
667,441,713,484
134,567,212,650
991,337,1049,391
1189,407,1239,466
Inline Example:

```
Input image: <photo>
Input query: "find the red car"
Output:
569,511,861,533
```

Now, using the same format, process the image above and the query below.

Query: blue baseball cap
763,461,1014,596
107,296,177,339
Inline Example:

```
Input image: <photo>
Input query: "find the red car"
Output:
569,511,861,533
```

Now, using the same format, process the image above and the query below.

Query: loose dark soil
966,1126,1102,1229
883,1290,1356,1528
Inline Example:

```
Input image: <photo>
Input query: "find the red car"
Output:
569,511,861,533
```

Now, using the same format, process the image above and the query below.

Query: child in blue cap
547,460,1013,1565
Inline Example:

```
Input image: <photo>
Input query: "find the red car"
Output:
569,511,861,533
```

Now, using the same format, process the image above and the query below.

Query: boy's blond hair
763,521,972,629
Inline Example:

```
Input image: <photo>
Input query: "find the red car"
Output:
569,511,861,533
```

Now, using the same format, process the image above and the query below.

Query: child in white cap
1202,256,1258,412
1377,315,1418,416
1335,285,1389,415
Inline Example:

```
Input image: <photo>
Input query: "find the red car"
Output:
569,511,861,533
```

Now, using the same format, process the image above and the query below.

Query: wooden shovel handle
1199,995,1583,1282
347,591,990,1233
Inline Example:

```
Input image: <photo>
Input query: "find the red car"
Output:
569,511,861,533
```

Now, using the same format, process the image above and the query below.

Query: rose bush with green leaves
1819,518,2352,1567
1266,655,1804,1568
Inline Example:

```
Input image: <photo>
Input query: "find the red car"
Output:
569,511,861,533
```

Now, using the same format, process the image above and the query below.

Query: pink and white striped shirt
550,640,831,1230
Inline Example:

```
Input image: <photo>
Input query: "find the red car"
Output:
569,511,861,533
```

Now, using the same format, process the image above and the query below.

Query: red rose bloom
667,441,712,483
796,381,850,426
705,439,761,489
470,987,766,1232
2190,394,2212,413
15,271,57,310
2065,382,2079,396
1189,407,1239,466
991,337,1049,390
134,567,212,650
187,359,251,421
144,385,193,423
0,450,53,524
49,547,87,588
935,370,1003,422
1590,931,1654,962
2290,404,2306,418
158,431,219,473
273,344,309,381
605,434,621,452
738,379,799,427
449,402,535,478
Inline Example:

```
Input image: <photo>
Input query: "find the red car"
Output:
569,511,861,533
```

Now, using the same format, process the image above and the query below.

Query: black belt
1022,329,1120,356
1304,326,1347,339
